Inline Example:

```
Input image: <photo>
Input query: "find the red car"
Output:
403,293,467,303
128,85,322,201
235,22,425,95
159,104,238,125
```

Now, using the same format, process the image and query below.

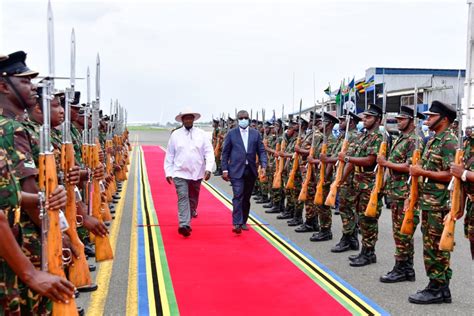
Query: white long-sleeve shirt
164,127,215,180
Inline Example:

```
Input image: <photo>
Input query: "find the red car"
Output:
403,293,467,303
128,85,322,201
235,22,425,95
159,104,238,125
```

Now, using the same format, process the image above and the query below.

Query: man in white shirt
164,108,215,237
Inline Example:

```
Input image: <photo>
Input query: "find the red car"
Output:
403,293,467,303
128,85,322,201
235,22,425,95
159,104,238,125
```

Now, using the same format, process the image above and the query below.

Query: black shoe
89,264,96,272
331,234,352,253
380,261,416,283
287,218,303,227
276,212,293,220
309,229,333,242
77,283,99,292
262,202,274,208
77,307,85,316
334,208,340,215
84,244,96,257
178,226,191,237
192,210,198,218
265,206,282,214
295,222,318,233
350,247,377,267
408,281,451,304
232,225,242,234
74,290,80,298
256,198,270,204
349,232,360,251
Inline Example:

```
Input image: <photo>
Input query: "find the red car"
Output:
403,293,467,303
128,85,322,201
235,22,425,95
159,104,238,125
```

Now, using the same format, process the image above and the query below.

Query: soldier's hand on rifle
66,166,81,185
83,215,109,237
93,163,105,180
376,155,387,167
204,171,211,181
307,156,318,165
99,149,105,163
222,171,230,182
320,153,327,163
294,144,302,153
26,270,75,303
166,176,173,184
337,152,346,162
409,164,424,177
450,163,464,178
45,185,67,210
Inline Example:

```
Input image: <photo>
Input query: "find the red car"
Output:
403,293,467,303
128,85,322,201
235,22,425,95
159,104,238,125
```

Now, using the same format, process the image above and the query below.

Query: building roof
371,67,465,77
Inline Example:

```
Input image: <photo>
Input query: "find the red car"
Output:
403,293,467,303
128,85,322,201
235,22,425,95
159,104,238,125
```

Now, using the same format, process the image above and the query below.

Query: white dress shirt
164,126,215,180
240,127,249,164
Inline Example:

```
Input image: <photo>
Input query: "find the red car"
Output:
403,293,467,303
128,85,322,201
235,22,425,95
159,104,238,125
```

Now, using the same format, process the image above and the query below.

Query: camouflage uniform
384,130,423,261
314,133,337,231
352,128,383,249
300,130,322,222
265,133,277,202
0,112,51,315
271,133,286,209
463,135,474,259
0,148,22,315
70,125,83,165
282,133,303,213
418,128,457,284
337,129,359,235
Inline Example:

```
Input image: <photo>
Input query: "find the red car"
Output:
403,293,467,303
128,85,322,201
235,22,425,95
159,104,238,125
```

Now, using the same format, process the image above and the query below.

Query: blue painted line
210,183,389,316
137,154,150,316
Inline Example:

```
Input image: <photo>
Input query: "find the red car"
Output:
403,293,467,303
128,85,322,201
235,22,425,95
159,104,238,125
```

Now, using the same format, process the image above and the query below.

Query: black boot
405,257,416,281
350,247,377,267
309,228,333,242
331,234,352,253
262,201,274,208
287,209,303,226
380,260,415,283
256,196,270,204
276,207,293,220
295,218,319,233
408,280,452,304
349,231,360,251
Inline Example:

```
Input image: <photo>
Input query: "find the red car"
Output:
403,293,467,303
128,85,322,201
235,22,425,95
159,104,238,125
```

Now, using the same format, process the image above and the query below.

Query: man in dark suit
221,110,267,234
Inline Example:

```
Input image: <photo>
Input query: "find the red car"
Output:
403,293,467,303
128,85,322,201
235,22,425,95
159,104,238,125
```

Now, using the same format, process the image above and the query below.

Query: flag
364,75,375,92
324,85,332,96
335,87,341,105
270,110,276,123
348,77,355,90
341,78,349,96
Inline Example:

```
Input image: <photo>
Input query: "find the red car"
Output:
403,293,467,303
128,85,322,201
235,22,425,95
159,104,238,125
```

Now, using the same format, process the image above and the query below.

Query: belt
354,166,374,173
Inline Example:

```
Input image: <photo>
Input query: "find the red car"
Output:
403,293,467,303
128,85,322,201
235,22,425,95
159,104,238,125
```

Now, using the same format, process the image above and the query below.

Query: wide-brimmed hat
175,107,201,122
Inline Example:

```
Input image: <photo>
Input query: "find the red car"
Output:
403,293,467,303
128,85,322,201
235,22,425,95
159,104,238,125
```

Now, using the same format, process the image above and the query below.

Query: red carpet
143,146,350,315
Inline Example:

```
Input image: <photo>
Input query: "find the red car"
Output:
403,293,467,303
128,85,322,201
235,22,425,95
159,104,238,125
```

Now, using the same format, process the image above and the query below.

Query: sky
0,0,469,124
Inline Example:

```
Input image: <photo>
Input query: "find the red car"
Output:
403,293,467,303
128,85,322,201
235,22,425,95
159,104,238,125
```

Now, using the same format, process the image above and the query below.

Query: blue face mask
356,121,364,132
239,119,249,129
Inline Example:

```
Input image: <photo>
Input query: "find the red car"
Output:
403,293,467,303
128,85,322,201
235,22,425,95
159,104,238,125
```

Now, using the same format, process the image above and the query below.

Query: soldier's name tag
24,160,36,169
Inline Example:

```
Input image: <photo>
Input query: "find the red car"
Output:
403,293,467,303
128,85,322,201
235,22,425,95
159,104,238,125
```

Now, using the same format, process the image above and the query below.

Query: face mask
239,119,249,129
356,121,364,131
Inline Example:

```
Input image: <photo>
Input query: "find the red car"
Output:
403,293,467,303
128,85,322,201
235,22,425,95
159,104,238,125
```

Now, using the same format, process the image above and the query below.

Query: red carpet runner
143,146,352,315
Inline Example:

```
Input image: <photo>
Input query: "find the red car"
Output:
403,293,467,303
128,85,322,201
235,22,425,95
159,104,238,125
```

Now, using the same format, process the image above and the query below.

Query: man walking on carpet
164,108,215,237
221,110,267,234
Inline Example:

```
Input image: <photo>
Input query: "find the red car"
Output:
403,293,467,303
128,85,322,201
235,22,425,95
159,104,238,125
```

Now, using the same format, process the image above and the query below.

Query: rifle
401,86,420,234
214,114,224,159
90,55,114,262
38,3,78,313
315,102,327,205
61,28,92,288
299,104,318,201
285,99,303,189
365,83,388,217
440,71,464,251
273,105,285,188
258,109,267,182
326,110,351,207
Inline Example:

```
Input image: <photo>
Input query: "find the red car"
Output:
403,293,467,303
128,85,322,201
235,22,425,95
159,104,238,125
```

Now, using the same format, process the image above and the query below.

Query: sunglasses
238,117,249,120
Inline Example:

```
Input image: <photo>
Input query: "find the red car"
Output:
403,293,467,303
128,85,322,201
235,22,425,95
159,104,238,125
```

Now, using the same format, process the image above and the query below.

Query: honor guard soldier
408,101,457,304
377,105,425,283
338,104,383,267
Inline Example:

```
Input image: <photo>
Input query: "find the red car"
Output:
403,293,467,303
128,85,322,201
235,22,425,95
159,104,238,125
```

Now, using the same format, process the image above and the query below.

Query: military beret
422,100,456,123
0,51,38,78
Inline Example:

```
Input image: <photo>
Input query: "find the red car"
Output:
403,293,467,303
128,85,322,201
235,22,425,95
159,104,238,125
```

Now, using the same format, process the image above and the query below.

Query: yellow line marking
126,147,140,315
139,147,171,315
87,150,133,316
202,180,380,316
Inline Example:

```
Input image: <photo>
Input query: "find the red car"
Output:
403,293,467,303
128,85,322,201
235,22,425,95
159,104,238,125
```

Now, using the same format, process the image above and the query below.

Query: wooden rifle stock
38,153,78,314
400,148,420,235
91,143,114,262
298,146,314,201
258,138,268,182
439,149,464,251
325,139,349,207
285,137,301,189
61,143,92,288
365,141,387,217
273,139,286,189
314,143,327,205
